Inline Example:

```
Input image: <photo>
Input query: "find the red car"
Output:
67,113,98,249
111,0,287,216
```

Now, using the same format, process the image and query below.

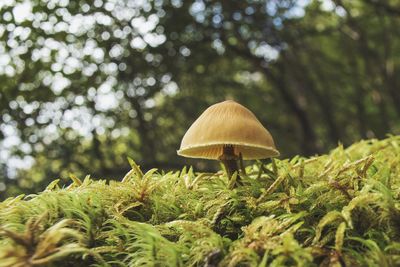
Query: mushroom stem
220,145,240,180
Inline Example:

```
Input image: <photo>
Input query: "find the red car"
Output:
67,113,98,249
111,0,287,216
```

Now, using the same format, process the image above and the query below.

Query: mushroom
177,100,279,181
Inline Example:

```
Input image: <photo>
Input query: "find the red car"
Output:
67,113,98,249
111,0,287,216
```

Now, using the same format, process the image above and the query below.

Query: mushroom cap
177,100,280,160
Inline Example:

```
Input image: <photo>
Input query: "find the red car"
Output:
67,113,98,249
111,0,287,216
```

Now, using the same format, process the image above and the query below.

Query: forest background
1,0,400,198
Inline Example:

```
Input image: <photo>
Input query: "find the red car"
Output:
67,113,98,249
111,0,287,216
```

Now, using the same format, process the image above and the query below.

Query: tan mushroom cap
177,100,280,160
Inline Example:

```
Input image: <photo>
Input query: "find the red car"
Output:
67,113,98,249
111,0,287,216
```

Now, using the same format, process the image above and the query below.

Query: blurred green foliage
1,0,400,196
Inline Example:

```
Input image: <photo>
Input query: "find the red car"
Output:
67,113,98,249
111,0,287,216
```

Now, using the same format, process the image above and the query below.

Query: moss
1,136,400,266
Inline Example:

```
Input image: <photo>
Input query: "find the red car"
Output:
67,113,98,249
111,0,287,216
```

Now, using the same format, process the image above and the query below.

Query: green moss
1,136,400,266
